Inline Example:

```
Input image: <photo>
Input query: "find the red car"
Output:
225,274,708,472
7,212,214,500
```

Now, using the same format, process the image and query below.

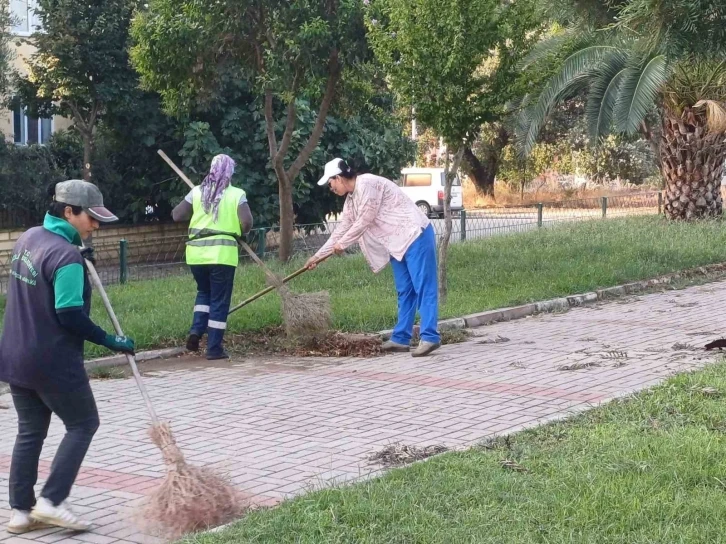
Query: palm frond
586,50,629,138
694,100,726,133
518,26,582,71
664,58,726,112
516,45,625,157
614,54,669,134
698,60,726,97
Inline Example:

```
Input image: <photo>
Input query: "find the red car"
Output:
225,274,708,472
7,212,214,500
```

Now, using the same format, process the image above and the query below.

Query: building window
10,0,41,35
13,105,53,145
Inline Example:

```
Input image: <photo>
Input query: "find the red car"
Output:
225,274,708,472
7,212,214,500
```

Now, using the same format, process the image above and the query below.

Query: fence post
601,196,608,218
119,239,128,284
460,209,467,241
537,203,543,228
658,191,663,215
256,228,266,258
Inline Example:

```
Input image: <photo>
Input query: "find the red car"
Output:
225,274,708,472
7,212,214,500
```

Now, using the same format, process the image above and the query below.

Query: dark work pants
189,264,236,357
9,382,99,510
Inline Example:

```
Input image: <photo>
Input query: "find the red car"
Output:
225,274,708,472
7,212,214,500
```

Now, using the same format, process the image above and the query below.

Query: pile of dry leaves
368,443,449,468
227,327,383,357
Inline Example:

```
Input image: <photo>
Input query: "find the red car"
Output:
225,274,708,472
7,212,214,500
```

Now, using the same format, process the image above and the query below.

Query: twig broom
158,150,332,337
84,258,245,539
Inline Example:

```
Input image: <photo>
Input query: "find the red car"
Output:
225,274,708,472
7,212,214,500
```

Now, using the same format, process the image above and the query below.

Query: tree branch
88,99,100,131
67,101,89,134
264,87,279,163
277,68,303,160
286,48,340,180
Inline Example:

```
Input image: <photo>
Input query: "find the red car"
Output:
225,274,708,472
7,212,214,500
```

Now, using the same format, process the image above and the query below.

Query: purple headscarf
201,154,236,222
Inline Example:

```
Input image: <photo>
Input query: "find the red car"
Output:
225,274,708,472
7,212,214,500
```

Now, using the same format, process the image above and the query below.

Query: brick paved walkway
1,280,723,543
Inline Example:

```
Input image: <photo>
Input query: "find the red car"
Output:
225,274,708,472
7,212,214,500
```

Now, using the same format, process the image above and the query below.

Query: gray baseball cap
54,180,118,223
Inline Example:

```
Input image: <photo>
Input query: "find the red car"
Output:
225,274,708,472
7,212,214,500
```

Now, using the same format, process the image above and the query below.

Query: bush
0,138,66,226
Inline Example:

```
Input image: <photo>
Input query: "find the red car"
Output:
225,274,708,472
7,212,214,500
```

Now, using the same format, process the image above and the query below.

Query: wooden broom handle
158,149,194,189
84,256,160,424
227,253,331,315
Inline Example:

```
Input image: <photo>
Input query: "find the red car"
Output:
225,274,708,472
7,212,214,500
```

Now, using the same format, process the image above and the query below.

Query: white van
398,167,464,218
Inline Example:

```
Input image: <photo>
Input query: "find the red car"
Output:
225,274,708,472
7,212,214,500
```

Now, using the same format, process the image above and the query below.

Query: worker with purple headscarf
172,154,253,359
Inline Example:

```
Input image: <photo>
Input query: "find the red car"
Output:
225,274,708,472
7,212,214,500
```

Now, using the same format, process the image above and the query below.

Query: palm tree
515,0,726,220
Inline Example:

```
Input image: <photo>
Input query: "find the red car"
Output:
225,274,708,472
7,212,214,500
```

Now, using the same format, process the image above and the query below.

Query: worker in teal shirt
0,180,135,534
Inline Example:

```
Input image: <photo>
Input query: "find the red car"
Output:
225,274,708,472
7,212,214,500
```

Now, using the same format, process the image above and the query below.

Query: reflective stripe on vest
187,238,238,247
186,185,246,266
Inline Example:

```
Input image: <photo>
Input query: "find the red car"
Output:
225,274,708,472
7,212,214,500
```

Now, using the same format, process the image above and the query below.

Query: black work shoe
206,350,229,361
186,334,200,352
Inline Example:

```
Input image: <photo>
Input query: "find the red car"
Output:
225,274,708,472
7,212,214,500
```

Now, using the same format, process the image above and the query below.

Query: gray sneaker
381,340,410,353
412,340,441,357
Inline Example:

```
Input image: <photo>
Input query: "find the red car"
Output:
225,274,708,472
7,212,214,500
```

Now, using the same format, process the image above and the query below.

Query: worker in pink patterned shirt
305,158,440,357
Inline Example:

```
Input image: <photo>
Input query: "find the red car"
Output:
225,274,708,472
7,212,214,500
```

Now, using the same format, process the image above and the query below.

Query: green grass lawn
3,215,726,358
181,361,726,544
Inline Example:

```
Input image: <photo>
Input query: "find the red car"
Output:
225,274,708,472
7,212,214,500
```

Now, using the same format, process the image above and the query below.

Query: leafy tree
172,78,415,229
515,0,726,219
461,0,544,197
131,0,370,260
366,0,500,302
0,0,15,102
15,0,137,182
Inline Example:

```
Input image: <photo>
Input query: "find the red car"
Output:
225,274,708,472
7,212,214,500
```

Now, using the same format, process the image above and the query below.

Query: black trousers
9,382,99,509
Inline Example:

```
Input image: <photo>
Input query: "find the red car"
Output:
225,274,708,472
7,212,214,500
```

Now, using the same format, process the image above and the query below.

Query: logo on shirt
11,249,38,286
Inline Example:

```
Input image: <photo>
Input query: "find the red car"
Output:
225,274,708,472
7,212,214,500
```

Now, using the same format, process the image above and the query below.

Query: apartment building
1,0,72,144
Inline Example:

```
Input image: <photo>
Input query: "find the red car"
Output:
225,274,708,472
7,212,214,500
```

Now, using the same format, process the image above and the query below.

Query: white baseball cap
317,158,345,186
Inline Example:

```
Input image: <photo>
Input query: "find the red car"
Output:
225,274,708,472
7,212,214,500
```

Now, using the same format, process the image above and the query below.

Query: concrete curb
84,347,186,369
378,261,726,340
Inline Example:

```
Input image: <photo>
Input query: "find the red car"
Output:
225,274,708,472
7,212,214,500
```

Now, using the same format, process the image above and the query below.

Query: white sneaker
7,508,50,534
30,498,93,532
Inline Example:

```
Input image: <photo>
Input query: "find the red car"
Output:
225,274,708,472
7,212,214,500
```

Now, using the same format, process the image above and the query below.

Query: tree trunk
661,108,726,220
82,132,93,182
461,126,509,197
438,146,465,305
68,101,98,183
277,172,295,261
262,51,340,261
462,147,495,196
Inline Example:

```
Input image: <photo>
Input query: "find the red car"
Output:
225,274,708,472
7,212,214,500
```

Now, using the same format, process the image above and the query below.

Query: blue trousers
390,225,440,345
190,264,236,356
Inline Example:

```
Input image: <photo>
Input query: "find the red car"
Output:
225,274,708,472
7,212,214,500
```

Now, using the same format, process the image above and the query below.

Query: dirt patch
368,443,449,468
226,327,383,358
226,327,470,358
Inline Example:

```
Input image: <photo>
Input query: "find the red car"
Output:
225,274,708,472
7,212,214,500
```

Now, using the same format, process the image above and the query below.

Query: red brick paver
0,280,722,542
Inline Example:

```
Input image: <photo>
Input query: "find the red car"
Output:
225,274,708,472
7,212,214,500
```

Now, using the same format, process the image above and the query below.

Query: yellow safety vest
186,185,246,266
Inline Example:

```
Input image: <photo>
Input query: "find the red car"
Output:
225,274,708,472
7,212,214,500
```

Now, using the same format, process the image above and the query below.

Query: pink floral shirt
315,174,430,273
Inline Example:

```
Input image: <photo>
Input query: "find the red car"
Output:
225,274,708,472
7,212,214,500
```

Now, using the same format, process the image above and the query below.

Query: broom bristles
139,423,247,539
282,291,331,337
262,268,332,338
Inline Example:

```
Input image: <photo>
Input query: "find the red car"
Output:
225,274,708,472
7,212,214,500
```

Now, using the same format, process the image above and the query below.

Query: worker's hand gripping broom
84,257,244,539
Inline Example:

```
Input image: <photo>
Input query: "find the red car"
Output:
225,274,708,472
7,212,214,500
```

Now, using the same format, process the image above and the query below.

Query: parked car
398,167,464,218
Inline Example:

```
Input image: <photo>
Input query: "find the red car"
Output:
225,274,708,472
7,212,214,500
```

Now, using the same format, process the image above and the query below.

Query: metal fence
0,191,663,291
